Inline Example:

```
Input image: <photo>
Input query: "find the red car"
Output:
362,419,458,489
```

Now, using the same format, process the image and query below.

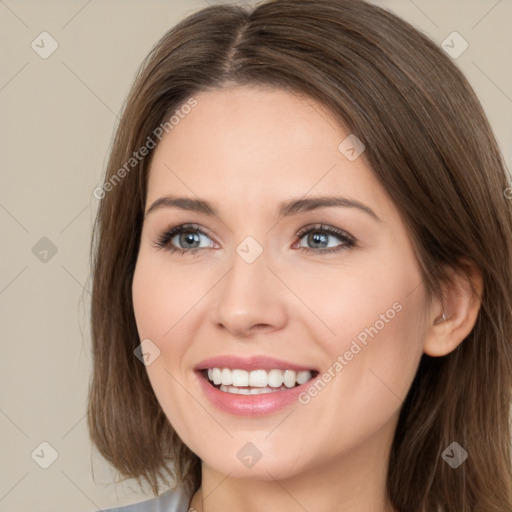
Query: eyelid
295,223,352,239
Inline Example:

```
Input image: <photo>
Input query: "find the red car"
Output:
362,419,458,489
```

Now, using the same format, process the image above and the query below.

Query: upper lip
194,355,317,372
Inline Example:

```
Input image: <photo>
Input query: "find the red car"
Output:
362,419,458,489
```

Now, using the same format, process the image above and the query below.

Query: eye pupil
309,232,328,248
181,231,200,248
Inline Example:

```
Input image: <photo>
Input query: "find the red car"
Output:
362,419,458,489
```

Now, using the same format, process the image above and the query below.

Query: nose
212,246,288,338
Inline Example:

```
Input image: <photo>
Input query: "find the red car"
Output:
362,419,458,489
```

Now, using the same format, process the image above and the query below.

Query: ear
423,260,483,357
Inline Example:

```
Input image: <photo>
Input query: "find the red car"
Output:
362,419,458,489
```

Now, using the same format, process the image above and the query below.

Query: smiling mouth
202,367,318,395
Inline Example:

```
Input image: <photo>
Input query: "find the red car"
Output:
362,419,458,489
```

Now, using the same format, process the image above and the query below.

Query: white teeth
249,369,268,387
297,370,312,385
231,369,249,386
250,387,268,395
283,370,296,388
219,384,289,395
221,368,232,386
212,368,222,385
206,368,314,389
267,369,284,387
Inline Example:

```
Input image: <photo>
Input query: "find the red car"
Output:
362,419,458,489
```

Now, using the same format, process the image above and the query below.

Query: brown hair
87,0,512,510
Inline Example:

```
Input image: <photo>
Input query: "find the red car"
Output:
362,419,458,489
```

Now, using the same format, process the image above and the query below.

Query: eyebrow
145,195,381,222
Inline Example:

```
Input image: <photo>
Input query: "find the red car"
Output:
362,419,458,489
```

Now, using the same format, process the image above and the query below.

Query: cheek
345,286,426,406
299,256,426,414
286,298,426,465
131,251,203,341
288,254,423,355
132,254,161,336
131,253,205,428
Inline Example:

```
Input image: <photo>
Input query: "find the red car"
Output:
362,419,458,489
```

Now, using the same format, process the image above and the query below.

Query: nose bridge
213,236,287,335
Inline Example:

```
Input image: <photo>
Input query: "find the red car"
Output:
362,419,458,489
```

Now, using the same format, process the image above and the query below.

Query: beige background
1,0,511,511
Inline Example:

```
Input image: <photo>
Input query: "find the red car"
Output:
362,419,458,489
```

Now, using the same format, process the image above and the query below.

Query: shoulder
102,486,191,512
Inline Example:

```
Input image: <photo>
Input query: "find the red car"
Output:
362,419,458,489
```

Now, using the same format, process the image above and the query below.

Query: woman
88,0,512,511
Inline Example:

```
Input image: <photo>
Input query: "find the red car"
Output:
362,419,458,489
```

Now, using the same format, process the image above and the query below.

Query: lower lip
196,371,315,416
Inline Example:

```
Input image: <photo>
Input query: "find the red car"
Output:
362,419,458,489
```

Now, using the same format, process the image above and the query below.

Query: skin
131,85,483,512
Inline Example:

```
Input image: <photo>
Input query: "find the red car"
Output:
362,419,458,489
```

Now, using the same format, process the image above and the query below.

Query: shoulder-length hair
87,0,512,510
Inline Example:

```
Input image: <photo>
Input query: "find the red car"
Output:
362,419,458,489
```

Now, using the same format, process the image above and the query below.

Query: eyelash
151,223,356,256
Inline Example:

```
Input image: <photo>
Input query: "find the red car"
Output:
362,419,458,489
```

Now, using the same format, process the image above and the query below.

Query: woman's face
132,85,431,480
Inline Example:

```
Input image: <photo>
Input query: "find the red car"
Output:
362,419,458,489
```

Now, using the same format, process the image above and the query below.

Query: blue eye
293,224,355,254
152,223,215,255
152,223,355,256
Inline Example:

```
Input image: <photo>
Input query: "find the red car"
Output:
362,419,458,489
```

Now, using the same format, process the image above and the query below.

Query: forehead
145,85,392,221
